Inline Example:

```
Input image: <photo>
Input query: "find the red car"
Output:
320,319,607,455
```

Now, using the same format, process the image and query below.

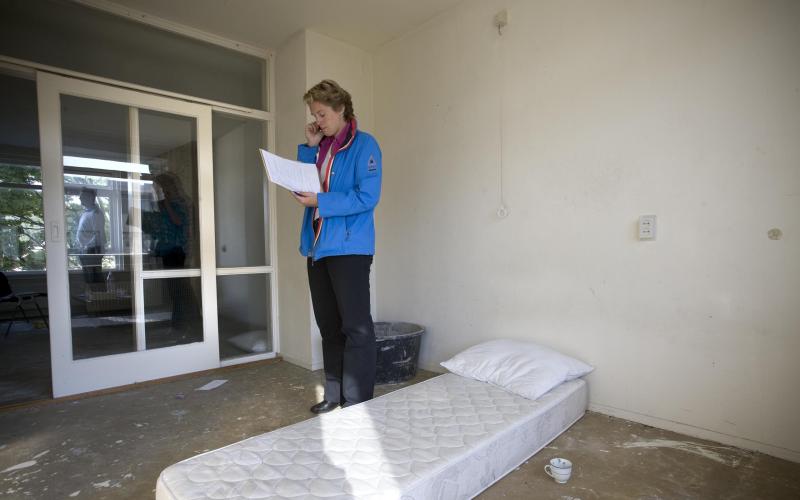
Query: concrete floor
0,325,51,406
1,361,798,499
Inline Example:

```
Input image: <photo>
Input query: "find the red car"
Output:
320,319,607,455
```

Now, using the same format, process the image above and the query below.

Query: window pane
139,110,200,271
212,114,268,267
0,72,50,405
62,96,129,163
0,74,44,271
61,96,137,360
218,274,271,360
0,72,40,166
0,0,266,110
144,276,203,349
0,172,45,272
70,277,135,360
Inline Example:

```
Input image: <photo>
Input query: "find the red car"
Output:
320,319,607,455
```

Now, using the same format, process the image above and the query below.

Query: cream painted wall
275,30,313,369
275,29,376,370
306,30,375,139
374,0,800,461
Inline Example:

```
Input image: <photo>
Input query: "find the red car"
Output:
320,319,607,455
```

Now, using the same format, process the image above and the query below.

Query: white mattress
156,373,588,500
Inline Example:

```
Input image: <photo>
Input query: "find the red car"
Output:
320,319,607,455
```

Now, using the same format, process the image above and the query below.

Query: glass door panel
144,276,203,348
0,71,52,405
212,112,274,362
139,110,200,270
217,274,271,359
39,72,218,397
138,109,203,347
212,114,268,268
61,95,135,359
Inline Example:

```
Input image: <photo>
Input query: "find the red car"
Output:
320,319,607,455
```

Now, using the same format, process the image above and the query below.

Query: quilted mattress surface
156,373,587,500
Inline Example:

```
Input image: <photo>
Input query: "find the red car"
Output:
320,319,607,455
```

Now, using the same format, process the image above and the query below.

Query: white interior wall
275,30,375,370
305,31,375,139
275,30,313,369
374,0,800,461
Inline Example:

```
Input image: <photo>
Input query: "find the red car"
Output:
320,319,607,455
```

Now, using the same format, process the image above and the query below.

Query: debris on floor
195,379,227,391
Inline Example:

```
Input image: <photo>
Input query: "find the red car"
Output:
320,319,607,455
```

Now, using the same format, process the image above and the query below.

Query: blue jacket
297,130,382,260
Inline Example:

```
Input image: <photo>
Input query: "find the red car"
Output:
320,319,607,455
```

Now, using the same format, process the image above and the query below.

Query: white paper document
259,148,320,193
195,379,227,391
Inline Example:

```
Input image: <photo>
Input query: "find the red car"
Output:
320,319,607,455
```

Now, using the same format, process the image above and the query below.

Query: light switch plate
49,221,62,242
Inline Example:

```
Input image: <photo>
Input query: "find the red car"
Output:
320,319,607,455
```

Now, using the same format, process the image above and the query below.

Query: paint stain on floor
619,438,746,467
1,460,37,473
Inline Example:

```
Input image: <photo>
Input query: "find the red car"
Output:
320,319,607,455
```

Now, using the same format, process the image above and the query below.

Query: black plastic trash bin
374,322,425,385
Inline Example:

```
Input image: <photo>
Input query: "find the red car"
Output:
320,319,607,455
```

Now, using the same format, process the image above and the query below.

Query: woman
292,79,382,413
151,172,198,336
152,172,191,270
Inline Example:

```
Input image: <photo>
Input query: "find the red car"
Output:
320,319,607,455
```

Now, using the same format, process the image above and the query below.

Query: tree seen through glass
0,163,46,271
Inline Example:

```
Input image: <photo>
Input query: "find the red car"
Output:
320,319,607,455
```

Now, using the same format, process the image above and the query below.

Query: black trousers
307,255,375,405
79,246,104,286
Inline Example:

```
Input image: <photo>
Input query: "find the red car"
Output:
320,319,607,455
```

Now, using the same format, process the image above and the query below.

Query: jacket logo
367,155,377,172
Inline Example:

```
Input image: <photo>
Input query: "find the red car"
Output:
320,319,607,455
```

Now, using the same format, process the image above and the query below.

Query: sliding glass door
38,72,219,397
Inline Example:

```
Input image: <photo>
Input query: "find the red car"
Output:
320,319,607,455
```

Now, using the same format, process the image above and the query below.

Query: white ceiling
105,0,465,52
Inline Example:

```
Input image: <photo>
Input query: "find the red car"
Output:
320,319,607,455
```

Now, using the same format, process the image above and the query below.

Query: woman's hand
153,184,165,202
305,122,324,147
292,191,318,207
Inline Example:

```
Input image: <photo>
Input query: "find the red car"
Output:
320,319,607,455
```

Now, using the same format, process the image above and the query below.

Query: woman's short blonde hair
303,80,355,121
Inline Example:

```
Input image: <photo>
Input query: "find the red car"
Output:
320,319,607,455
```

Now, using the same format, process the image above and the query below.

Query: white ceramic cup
544,457,572,484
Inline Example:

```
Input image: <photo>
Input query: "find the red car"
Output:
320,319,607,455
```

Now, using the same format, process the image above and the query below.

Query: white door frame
38,71,220,397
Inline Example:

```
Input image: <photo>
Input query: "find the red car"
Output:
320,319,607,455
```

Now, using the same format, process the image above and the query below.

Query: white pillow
440,339,593,400
227,330,269,353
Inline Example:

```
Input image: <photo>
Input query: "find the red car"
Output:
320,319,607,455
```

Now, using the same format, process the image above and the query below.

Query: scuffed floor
481,411,800,499
0,360,798,499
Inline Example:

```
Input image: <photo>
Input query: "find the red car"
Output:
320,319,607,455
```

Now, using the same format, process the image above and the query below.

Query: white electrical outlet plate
639,215,657,240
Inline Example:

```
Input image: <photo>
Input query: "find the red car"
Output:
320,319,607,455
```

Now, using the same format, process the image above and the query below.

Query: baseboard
278,353,313,371
422,362,799,463
279,353,324,372
589,402,800,464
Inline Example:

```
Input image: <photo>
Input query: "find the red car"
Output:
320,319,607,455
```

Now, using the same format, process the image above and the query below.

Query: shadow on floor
0,322,51,406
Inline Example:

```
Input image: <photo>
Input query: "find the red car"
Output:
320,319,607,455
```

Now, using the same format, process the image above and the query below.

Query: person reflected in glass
151,172,197,337
152,172,190,270
76,187,106,292
293,80,382,413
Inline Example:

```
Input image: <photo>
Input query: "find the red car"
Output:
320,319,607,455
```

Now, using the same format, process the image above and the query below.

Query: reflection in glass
0,167,45,272
212,113,268,267
76,187,106,288
61,96,136,360
61,97,203,359
218,274,271,360
0,72,51,405
139,110,199,271
62,96,129,163
144,276,203,349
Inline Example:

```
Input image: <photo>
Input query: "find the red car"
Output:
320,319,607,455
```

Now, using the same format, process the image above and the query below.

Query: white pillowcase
227,330,269,353
440,339,593,401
